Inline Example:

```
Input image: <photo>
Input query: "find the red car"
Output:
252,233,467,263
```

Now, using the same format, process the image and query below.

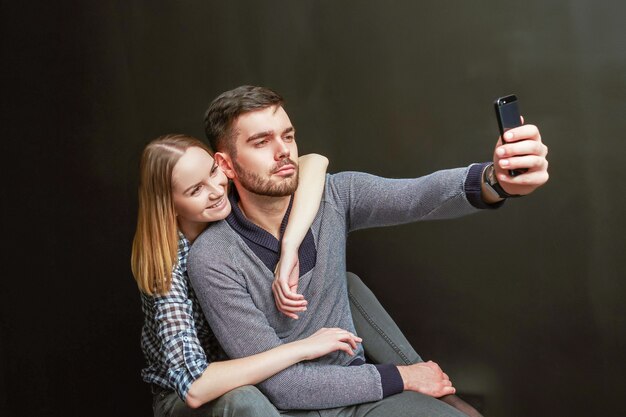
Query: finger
280,305,308,313
274,278,304,300
273,291,299,319
279,279,305,301
288,283,299,295
434,386,456,398
272,285,282,310
498,170,550,189
502,124,540,143
274,282,307,307
342,334,357,350
273,285,305,318
348,338,363,347
498,156,548,176
496,139,547,159
336,342,355,356
272,282,289,308
273,288,307,311
276,296,307,308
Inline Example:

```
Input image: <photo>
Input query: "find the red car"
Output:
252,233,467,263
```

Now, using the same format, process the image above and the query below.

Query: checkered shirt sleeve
140,235,226,401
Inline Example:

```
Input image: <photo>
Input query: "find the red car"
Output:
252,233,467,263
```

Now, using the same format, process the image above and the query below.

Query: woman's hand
273,247,307,319
296,328,363,360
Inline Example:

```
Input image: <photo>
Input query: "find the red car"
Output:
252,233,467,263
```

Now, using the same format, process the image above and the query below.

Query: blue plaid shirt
140,234,226,400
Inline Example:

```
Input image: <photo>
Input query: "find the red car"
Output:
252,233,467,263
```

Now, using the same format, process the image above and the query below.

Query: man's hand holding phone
489,95,550,199
492,120,549,197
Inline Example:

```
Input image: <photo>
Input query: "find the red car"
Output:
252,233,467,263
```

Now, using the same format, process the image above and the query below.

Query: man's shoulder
323,171,380,201
186,220,249,287
324,171,366,192
325,171,379,186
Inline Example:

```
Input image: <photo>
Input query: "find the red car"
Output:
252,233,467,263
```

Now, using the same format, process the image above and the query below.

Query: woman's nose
207,180,225,198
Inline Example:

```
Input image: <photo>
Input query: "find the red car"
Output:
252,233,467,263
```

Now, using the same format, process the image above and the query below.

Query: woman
131,134,361,416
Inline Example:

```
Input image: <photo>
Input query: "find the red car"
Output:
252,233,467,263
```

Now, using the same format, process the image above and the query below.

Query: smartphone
494,94,526,176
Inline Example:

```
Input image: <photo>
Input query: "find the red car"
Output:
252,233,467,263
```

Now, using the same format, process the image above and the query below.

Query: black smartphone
494,94,526,176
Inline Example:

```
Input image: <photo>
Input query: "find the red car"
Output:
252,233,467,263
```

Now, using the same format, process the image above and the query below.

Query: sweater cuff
374,364,404,398
464,162,505,210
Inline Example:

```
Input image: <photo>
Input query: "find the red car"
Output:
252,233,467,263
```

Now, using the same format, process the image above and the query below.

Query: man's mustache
271,158,297,174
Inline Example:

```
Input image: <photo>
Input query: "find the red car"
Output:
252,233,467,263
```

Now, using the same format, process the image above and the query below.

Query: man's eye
255,139,268,147
284,135,294,142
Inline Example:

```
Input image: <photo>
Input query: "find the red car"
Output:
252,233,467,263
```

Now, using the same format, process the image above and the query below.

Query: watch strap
484,163,521,199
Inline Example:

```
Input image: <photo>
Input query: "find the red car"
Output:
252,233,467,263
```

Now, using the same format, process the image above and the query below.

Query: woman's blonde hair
131,134,213,295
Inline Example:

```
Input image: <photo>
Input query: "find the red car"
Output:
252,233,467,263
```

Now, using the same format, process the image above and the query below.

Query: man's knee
369,391,467,417
213,385,278,417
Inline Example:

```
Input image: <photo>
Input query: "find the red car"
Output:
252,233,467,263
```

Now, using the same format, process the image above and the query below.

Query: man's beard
233,158,299,197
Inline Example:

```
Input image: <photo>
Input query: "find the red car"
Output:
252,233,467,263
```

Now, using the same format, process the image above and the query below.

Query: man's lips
274,164,296,175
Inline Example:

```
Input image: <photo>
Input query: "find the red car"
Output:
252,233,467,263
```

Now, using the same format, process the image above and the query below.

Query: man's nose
275,137,290,160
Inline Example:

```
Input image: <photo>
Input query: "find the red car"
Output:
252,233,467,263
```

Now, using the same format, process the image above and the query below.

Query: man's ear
215,152,236,179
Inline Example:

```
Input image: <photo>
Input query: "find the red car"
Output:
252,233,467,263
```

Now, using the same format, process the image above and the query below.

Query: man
188,85,549,416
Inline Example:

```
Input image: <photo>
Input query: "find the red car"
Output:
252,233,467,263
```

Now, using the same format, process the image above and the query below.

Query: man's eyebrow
247,131,273,142
246,126,295,142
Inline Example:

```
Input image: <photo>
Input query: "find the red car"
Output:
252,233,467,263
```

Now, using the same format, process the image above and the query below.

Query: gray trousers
153,272,469,417
153,385,279,417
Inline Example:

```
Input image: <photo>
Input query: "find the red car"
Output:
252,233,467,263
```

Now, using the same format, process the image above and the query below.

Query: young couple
131,85,549,417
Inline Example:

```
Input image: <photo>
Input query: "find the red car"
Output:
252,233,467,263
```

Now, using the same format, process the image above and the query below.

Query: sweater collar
226,187,293,253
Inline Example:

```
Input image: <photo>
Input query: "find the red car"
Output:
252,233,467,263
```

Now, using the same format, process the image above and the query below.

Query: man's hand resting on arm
396,360,456,397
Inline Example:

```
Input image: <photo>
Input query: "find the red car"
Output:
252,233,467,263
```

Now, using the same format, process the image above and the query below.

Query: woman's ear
214,152,236,179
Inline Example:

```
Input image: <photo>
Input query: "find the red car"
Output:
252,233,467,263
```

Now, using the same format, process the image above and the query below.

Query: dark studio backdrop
2,1,625,416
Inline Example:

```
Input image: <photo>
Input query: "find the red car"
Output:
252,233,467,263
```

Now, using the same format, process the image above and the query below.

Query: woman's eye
210,166,219,177
191,185,202,196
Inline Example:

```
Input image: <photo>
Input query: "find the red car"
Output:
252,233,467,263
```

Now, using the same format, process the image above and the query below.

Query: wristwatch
482,163,521,199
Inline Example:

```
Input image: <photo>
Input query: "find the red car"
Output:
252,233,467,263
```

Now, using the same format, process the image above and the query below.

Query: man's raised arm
327,166,490,233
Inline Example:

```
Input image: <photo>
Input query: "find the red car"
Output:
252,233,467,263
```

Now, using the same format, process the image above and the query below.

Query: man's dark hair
204,85,284,154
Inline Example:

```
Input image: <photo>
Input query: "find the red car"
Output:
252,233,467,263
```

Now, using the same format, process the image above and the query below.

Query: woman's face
171,147,231,226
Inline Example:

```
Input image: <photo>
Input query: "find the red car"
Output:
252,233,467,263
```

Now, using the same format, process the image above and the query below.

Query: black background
2,1,625,416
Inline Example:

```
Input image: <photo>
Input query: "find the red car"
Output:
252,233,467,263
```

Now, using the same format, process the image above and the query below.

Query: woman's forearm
282,153,329,250
185,327,360,408
272,154,329,318
186,342,306,408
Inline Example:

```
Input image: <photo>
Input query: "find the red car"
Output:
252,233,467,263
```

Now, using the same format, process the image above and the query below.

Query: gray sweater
188,167,484,410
